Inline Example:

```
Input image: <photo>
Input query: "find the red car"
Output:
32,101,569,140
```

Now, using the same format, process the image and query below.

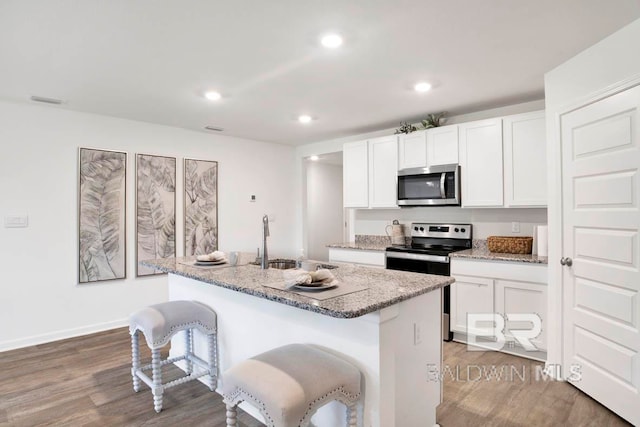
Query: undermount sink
268,259,297,270
250,259,338,270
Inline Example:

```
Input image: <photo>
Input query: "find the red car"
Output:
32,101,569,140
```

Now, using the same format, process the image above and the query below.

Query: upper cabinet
503,111,547,207
398,131,427,169
344,110,547,210
343,140,369,208
369,136,398,208
427,124,459,166
343,136,398,209
459,118,504,207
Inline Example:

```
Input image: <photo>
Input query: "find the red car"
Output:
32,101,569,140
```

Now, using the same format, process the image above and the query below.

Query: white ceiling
1,1,639,145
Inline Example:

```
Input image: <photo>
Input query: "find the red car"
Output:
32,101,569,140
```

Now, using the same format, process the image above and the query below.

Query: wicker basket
487,236,533,254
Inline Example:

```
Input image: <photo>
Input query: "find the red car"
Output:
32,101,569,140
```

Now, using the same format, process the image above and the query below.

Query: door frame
546,73,640,377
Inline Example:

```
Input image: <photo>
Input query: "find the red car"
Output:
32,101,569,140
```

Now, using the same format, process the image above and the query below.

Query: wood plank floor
0,328,631,426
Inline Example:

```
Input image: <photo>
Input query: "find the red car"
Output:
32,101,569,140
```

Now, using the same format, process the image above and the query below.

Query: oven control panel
410,223,472,239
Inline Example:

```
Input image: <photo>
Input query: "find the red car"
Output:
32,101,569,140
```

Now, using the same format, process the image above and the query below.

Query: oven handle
440,172,446,199
385,251,449,263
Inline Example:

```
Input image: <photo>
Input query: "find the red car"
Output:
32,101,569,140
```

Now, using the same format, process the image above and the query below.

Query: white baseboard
0,319,128,352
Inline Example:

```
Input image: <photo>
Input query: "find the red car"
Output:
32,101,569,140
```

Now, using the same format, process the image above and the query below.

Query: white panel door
458,118,504,207
561,85,640,426
427,124,459,166
343,140,369,208
398,131,427,169
503,111,547,207
450,275,494,334
369,136,398,208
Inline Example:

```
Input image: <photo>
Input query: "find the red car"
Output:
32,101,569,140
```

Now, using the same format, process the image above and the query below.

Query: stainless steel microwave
397,164,461,206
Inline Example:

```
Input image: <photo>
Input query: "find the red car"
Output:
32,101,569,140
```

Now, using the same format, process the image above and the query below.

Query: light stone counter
450,247,548,264
142,255,453,318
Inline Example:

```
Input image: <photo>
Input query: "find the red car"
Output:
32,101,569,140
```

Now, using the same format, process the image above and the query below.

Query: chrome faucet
261,214,270,269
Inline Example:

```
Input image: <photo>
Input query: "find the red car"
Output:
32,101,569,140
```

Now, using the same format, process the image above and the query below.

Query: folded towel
283,269,312,287
196,251,227,262
282,268,335,288
309,269,335,284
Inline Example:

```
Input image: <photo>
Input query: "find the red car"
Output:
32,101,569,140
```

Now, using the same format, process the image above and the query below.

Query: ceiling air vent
204,126,224,132
30,95,64,105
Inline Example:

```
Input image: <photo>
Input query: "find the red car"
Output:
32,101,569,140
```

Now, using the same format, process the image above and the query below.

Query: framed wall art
135,154,176,276
184,158,218,256
78,147,127,283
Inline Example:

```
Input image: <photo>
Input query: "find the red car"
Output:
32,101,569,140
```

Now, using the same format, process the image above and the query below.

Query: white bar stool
129,300,218,412
222,343,362,427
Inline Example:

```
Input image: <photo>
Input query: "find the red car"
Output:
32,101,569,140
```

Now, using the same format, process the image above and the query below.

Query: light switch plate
4,215,29,228
511,222,520,233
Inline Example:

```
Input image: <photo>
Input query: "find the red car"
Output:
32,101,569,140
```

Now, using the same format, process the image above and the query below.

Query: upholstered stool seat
129,300,218,413
222,344,361,427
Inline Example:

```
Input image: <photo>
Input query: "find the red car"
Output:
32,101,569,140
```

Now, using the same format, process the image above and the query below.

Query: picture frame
184,158,218,256
78,147,127,283
135,153,177,276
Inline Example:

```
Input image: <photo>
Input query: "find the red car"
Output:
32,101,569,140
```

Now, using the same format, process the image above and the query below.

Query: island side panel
167,273,442,427
379,287,442,427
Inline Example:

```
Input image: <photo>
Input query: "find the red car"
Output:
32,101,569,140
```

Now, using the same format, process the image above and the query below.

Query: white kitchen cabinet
503,111,547,207
495,279,547,350
368,135,398,208
343,140,369,208
328,248,385,268
450,275,494,335
398,130,427,169
451,258,548,360
458,118,504,207
427,124,459,166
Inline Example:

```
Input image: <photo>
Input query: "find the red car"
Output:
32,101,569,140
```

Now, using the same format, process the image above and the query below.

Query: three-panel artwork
78,148,218,283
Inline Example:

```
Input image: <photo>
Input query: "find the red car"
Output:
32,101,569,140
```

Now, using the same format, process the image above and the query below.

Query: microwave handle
440,172,446,198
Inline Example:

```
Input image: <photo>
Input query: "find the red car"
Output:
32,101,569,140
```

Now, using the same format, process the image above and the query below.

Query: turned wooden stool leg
131,331,140,392
226,403,238,426
151,348,163,413
184,329,193,375
207,332,217,391
346,403,358,426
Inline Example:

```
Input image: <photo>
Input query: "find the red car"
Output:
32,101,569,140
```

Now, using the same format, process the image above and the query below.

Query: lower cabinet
328,248,385,268
450,258,548,359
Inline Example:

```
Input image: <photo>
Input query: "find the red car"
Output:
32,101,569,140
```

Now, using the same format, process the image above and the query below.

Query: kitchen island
143,256,453,427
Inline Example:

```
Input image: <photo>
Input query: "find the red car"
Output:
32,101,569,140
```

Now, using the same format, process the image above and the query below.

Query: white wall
306,161,343,261
354,207,547,240
544,18,640,371
0,100,296,350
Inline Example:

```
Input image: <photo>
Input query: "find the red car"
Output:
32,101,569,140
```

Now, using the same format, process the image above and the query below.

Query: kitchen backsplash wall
354,207,547,240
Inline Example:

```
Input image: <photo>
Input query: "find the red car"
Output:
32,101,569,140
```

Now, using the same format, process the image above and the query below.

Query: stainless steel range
385,223,472,341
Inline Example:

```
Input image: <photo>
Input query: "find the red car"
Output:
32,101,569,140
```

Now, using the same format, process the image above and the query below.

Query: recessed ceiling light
204,91,222,101
298,115,312,124
320,33,343,49
309,155,320,161
414,82,432,93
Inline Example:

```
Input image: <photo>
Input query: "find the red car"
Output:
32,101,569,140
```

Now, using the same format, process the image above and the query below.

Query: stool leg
151,348,163,413
184,329,193,375
207,332,217,391
346,403,357,427
131,332,140,392
226,404,238,426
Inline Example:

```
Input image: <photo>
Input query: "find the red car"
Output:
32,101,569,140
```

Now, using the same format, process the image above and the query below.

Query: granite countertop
326,242,389,251
450,248,548,264
142,255,453,319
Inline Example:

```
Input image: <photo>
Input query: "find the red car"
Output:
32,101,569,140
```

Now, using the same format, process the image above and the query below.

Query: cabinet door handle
560,257,573,267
